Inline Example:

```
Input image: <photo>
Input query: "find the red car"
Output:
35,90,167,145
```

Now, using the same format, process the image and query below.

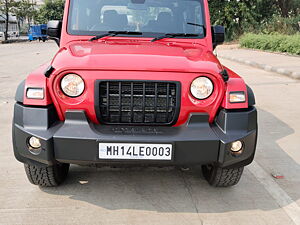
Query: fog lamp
230,141,243,153
28,136,41,149
27,137,42,155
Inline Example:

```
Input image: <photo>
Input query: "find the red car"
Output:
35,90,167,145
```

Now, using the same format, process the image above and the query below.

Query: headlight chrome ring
190,77,214,100
60,74,85,97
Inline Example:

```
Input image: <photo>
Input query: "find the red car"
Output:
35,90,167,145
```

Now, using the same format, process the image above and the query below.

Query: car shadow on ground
41,108,300,213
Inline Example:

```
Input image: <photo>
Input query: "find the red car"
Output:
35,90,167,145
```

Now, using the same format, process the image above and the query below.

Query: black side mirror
212,25,225,49
47,20,62,46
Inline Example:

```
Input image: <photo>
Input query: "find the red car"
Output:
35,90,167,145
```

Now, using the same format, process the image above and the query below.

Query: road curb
219,54,300,80
1,39,28,44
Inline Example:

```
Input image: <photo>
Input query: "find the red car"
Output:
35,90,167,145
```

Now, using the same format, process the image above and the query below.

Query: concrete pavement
217,46,300,79
0,42,300,225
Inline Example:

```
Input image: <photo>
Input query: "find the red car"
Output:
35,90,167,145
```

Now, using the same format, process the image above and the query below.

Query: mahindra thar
12,0,257,187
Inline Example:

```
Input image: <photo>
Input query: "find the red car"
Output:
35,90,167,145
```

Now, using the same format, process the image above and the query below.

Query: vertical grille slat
106,82,110,119
142,82,146,123
130,82,134,123
166,83,170,123
98,81,179,125
118,82,122,123
154,83,158,123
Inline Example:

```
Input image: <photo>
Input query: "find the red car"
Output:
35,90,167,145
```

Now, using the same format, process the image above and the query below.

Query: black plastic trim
15,80,25,103
215,106,257,133
12,104,60,166
247,85,256,106
220,69,229,82
94,80,181,126
12,104,257,168
44,65,55,78
54,111,219,165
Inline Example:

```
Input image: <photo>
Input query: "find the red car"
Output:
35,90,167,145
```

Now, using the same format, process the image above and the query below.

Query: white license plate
99,143,172,160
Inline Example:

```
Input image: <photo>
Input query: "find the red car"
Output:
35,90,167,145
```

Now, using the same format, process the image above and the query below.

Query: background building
0,14,19,40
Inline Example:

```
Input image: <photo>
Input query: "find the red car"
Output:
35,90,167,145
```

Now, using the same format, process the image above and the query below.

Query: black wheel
24,163,69,187
202,165,244,187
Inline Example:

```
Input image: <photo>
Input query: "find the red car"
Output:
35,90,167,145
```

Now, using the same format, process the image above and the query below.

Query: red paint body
24,0,249,126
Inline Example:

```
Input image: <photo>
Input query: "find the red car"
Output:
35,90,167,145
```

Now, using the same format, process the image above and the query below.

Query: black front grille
97,81,180,125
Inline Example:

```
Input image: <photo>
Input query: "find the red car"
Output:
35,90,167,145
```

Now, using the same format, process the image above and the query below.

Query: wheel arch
15,80,26,103
247,85,256,106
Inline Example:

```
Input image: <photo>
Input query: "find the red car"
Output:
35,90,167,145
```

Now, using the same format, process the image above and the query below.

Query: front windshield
68,0,206,38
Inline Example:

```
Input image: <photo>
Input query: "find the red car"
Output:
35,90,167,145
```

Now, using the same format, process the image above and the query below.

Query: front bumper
13,103,257,168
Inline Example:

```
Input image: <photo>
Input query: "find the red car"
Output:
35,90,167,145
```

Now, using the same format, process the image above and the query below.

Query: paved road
0,42,300,225
217,46,300,79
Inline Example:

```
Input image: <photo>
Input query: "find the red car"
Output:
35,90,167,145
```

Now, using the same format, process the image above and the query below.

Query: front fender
221,66,255,109
19,63,53,106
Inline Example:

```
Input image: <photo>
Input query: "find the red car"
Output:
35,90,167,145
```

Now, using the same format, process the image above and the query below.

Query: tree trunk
17,17,21,34
4,0,9,41
276,0,291,17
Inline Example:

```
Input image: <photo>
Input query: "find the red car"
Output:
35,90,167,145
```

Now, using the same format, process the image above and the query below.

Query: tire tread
24,163,69,187
203,165,244,187
211,167,244,187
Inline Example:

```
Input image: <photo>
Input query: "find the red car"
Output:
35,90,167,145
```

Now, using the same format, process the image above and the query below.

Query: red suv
12,0,257,187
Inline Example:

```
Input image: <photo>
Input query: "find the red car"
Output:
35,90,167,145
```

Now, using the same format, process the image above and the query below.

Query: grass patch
240,33,300,55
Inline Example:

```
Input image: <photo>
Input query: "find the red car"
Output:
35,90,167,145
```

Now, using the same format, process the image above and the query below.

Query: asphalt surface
0,41,300,225
217,47,300,79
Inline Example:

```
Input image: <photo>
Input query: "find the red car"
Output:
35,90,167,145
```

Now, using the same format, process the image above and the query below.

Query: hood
51,40,223,74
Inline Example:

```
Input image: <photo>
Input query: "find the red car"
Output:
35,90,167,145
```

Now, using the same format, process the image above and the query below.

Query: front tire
24,163,69,187
202,165,244,187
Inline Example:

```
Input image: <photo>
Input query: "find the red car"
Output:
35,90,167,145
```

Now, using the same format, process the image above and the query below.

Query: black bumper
12,103,257,168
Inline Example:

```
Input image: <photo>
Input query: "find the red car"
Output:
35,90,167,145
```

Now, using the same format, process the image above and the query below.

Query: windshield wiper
187,23,206,36
90,31,143,41
151,33,199,42
187,22,205,27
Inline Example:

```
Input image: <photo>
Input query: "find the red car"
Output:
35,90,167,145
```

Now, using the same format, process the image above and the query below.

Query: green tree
11,0,36,30
256,0,278,22
0,0,15,41
34,0,65,24
209,0,300,40
274,0,300,17
209,0,259,40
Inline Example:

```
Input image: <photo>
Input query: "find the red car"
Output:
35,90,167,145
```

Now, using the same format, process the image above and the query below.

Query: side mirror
47,20,62,46
212,25,225,49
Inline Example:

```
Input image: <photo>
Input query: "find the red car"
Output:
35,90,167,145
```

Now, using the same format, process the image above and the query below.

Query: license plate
99,143,172,160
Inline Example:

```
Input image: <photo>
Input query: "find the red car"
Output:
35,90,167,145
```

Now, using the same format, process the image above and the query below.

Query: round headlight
190,77,214,100
61,74,85,97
